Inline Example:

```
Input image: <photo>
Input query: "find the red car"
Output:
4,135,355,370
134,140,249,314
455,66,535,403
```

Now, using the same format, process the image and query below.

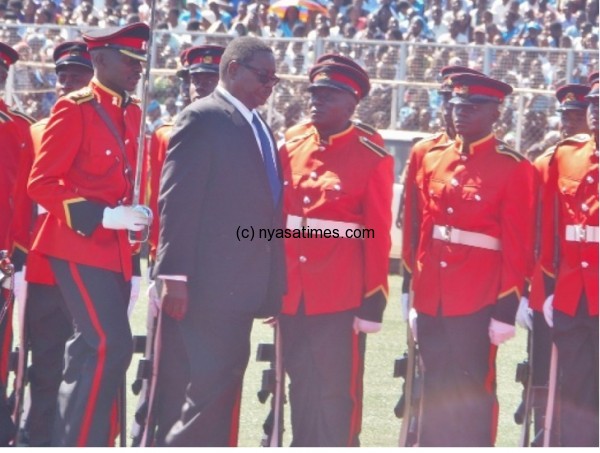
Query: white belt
565,225,600,243
286,214,363,232
433,225,502,251
37,205,48,215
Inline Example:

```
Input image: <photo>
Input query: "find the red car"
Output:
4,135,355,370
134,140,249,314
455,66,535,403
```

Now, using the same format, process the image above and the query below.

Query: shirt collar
216,85,255,124
92,77,130,108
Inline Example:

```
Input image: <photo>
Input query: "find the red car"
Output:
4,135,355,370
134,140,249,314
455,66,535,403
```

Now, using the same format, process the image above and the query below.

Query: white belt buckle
576,224,587,243
443,225,452,242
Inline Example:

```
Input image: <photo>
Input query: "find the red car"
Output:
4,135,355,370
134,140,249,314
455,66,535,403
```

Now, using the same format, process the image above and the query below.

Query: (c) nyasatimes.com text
236,226,375,241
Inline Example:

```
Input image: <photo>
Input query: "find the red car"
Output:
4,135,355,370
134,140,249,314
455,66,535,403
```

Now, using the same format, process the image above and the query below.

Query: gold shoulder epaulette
496,141,525,162
359,136,388,157
285,131,312,145
8,108,36,124
67,87,94,104
540,144,557,158
353,120,378,135
0,110,12,123
557,133,590,145
427,140,452,153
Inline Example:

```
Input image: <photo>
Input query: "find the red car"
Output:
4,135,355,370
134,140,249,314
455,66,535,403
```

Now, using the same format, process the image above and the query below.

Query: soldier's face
309,86,356,132
179,73,191,107
0,66,7,88
96,49,144,94
587,99,599,133
441,94,455,134
56,64,93,97
452,102,499,139
560,109,588,137
189,71,219,101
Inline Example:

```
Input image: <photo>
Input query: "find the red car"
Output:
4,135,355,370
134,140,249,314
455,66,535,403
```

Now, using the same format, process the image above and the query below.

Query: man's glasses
237,61,280,85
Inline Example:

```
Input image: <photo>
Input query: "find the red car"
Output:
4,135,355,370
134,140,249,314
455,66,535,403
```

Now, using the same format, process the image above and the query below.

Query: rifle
0,252,16,447
128,0,158,245
514,330,533,446
130,283,160,447
0,251,27,447
543,344,558,447
256,322,285,447
394,291,423,447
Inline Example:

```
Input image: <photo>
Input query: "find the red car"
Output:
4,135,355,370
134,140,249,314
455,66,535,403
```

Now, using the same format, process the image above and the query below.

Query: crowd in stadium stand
0,0,598,147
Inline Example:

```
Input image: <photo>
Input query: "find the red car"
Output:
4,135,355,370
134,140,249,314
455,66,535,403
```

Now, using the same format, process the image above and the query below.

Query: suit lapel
213,91,277,207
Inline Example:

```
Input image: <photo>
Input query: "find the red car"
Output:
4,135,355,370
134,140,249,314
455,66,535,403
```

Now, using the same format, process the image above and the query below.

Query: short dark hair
219,36,273,79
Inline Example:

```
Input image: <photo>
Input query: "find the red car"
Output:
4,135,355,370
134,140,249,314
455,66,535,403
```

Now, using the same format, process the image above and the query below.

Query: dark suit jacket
154,90,286,318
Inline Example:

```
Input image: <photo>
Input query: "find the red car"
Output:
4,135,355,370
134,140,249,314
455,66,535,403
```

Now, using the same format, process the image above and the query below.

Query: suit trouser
24,283,72,446
553,295,599,447
154,312,189,446
165,306,253,447
279,309,365,447
50,258,132,447
417,306,498,447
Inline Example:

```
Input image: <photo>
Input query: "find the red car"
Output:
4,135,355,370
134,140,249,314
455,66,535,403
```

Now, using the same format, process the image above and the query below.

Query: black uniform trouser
154,312,189,446
553,294,599,447
24,283,72,446
165,306,253,447
50,259,132,447
417,306,498,447
279,309,365,447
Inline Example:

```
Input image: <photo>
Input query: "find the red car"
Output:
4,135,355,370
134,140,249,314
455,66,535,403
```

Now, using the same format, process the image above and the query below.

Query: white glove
147,280,161,318
543,294,554,328
400,293,409,322
488,318,516,345
102,206,151,231
408,308,418,342
127,276,141,318
353,317,382,334
13,267,28,305
515,297,533,330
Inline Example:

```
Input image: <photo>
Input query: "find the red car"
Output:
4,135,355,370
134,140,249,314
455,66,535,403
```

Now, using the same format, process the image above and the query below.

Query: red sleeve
27,99,105,236
358,136,395,322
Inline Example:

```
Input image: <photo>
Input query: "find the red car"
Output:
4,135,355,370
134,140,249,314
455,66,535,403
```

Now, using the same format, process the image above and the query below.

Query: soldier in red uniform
146,44,224,446
541,71,599,447
9,41,93,447
412,73,534,446
278,54,394,446
0,41,35,446
515,83,590,443
26,23,151,447
398,65,483,319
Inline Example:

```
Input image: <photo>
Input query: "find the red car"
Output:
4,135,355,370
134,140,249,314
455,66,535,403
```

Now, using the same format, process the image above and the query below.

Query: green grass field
126,272,528,447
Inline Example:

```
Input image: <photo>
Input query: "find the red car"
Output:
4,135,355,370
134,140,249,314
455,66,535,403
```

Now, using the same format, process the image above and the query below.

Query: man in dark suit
153,36,286,447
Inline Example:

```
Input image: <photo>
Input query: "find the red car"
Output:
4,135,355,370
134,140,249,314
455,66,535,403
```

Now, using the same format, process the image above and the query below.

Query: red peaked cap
0,41,19,70
449,72,513,104
439,65,485,93
186,45,225,74
309,54,370,100
83,22,150,62
53,41,93,72
555,84,590,111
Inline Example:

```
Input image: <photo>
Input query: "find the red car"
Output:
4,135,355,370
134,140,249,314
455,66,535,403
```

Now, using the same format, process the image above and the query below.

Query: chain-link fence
2,24,597,156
